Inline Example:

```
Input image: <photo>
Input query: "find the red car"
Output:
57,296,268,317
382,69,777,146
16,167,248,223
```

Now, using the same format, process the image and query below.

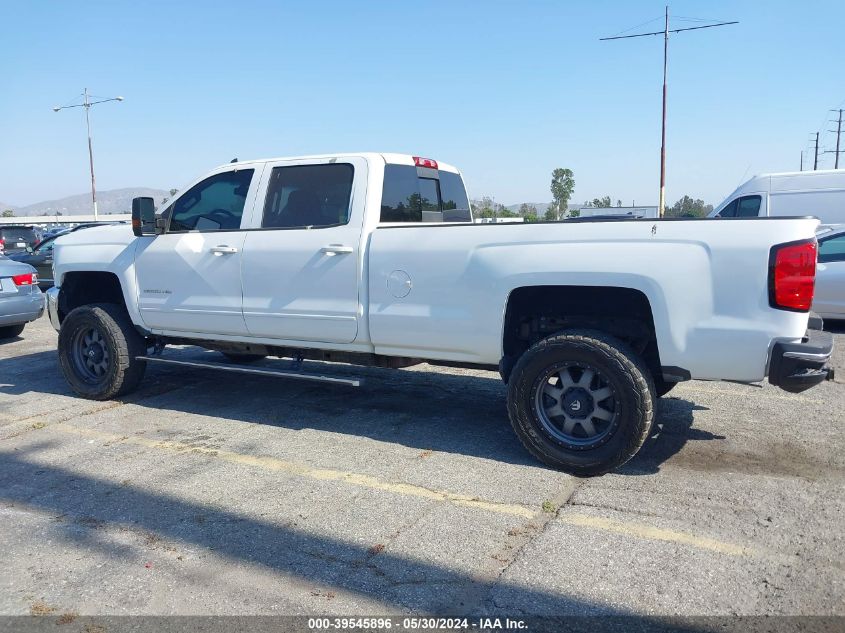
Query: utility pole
659,6,668,219
800,150,804,171
53,89,124,220
823,109,843,169
601,8,737,217
813,132,820,171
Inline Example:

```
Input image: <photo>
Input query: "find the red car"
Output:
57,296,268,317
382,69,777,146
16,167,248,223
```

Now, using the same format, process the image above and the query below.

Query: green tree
667,195,713,218
472,196,501,219
1,209,13,217
496,203,517,218
590,196,612,208
518,203,537,216
550,168,575,220
544,204,559,221
518,203,538,222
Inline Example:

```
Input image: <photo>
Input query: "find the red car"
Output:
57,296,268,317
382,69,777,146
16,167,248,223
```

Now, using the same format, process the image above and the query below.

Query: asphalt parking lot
1,317,843,618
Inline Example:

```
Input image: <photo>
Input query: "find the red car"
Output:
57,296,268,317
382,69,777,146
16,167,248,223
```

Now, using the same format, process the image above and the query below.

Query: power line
599,20,738,40
600,6,738,217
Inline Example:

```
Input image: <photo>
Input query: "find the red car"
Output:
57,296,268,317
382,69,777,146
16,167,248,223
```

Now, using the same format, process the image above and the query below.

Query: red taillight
769,239,817,312
12,273,37,286
413,156,438,169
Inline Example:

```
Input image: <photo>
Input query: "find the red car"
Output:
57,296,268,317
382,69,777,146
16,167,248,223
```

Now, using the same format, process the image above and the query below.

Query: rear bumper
0,291,45,326
768,325,834,393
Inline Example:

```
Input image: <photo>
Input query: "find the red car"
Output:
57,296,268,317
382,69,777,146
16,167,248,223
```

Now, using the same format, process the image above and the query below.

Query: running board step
136,356,361,387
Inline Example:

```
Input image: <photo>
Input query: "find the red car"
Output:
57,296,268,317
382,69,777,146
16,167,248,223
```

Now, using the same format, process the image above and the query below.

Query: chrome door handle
210,245,238,255
320,244,353,256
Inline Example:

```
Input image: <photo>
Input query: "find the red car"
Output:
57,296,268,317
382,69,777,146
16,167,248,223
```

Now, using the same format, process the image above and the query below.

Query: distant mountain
10,188,170,217
0,202,17,211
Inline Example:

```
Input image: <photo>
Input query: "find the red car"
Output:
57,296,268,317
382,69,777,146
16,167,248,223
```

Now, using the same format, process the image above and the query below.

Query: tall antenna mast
601,7,738,217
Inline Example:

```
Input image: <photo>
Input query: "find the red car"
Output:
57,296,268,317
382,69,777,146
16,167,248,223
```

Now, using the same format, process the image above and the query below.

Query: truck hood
54,224,136,248
52,224,139,288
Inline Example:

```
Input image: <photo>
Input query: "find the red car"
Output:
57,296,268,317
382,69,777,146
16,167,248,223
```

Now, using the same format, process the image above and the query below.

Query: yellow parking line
51,423,536,519
48,422,772,560
559,512,750,557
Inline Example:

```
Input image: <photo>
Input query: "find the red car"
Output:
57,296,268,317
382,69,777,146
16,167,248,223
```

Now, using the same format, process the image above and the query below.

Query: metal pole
800,151,803,171
835,109,842,170
83,88,98,220
658,6,668,218
814,132,819,171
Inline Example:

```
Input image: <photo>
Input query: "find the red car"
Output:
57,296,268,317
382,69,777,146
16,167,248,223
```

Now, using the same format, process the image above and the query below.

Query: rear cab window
380,161,472,223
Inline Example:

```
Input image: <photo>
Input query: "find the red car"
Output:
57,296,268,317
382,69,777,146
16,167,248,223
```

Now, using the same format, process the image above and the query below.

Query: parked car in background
0,255,44,339
8,223,110,289
710,169,845,224
41,227,70,240
814,225,845,321
0,225,41,256
9,235,57,289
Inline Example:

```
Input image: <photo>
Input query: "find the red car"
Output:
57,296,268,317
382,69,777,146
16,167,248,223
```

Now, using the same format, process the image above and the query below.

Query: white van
710,170,845,225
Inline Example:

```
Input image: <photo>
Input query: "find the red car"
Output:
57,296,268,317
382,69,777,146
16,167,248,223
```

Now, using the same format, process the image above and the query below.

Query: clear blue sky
2,0,843,208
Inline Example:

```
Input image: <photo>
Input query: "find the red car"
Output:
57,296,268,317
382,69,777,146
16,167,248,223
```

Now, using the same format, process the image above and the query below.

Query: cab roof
213,152,460,174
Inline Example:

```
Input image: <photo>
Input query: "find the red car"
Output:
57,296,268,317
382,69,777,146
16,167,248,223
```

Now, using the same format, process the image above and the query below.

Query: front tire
507,329,655,476
0,324,25,339
58,303,147,400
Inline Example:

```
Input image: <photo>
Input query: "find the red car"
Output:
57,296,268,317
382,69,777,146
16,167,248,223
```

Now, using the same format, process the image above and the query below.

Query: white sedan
814,225,845,320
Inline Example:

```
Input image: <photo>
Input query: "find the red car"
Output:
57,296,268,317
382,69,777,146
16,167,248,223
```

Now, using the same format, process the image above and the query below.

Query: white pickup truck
46,153,834,475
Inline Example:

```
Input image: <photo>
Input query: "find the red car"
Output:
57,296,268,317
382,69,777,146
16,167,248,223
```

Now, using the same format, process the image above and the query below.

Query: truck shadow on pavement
0,444,711,626
3,348,711,476
620,398,719,476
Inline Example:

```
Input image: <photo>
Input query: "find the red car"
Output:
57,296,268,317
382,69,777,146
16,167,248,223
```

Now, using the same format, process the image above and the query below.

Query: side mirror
26,246,34,253
131,197,157,237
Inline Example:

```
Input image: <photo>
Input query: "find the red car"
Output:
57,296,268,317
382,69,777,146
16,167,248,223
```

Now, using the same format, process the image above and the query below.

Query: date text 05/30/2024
307,617,528,630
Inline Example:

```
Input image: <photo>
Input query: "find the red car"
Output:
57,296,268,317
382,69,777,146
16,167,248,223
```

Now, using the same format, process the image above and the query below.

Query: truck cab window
380,165,422,222
261,163,354,229
380,164,472,223
439,171,472,222
168,169,254,232
419,178,443,222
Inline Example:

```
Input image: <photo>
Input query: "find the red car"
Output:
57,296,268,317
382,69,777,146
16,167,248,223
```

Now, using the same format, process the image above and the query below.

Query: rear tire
0,324,25,339
506,329,655,476
58,303,147,400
